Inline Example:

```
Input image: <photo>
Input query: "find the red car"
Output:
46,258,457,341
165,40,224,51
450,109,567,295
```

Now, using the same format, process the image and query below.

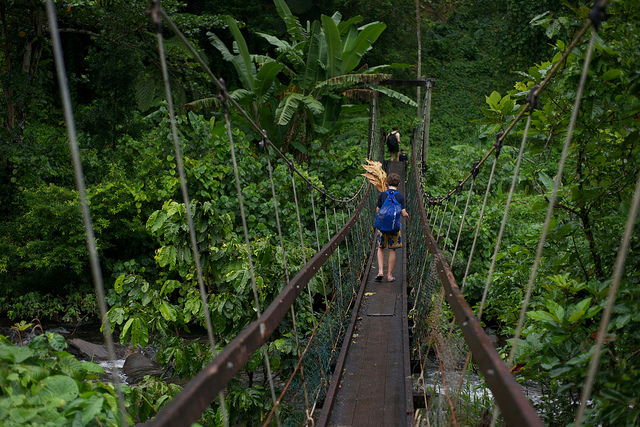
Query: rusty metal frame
409,145,543,427
149,185,372,427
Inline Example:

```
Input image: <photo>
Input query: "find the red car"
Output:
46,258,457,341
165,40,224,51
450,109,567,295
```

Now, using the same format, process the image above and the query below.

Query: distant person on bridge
386,126,401,161
399,147,408,162
375,173,409,282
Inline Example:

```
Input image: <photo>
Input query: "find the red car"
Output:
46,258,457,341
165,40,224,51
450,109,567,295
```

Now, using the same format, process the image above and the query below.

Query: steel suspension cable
309,187,331,321
263,146,311,424
573,168,640,426
332,204,345,310
442,189,462,253
436,198,450,243
45,2,128,424
218,84,281,426
150,5,232,423
460,145,501,293
478,115,532,321
289,168,318,330
507,27,597,384
435,6,604,204
451,179,474,269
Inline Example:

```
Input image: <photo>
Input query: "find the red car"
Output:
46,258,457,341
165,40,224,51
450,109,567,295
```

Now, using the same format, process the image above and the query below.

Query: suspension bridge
41,0,640,425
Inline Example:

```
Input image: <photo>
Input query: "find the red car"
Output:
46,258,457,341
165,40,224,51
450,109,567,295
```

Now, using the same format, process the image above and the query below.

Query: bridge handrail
148,183,374,426
408,136,544,427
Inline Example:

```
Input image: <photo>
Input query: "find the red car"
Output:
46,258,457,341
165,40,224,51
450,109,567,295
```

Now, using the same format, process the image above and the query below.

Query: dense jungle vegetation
1,0,639,425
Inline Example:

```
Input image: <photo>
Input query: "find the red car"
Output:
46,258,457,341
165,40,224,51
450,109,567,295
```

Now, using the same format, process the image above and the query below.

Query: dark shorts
377,229,402,249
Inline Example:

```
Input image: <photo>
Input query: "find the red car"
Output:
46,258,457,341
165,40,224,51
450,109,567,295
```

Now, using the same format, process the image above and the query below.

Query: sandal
375,274,384,281
387,276,396,282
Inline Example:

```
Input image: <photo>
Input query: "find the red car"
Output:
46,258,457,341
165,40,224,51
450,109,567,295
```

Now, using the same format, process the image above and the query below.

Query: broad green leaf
341,22,386,74
321,15,342,78
538,171,555,192
207,32,234,62
486,91,501,109
341,23,358,53
528,310,557,323
159,300,178,322
255,62,284,103
275,93,303,125
47,332,67,352
301,22,322,91
602,69,622,81
546,300,565,322
225,17,257,92
114,274,125,293
256,32,291,52
131,317,149,348
120,318,134,344
568,297,592,322
41,376,79,407
81,395,104,425
549,366,573,378
273,0,302,42
0,345,33,363
147,210,167,234
81,361,105,374
301,95,324,116
370,86,418,107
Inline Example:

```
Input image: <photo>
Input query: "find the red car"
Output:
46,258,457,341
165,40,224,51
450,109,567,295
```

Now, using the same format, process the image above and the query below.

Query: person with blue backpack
374,173,409,282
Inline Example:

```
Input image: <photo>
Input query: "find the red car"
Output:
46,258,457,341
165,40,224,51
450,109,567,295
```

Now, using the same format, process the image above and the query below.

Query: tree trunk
415,0,421,117
580,208,604,279
1,2,14,130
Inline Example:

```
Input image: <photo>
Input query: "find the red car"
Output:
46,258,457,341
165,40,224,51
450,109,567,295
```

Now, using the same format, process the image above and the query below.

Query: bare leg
387,249,396,279
377,247,385,276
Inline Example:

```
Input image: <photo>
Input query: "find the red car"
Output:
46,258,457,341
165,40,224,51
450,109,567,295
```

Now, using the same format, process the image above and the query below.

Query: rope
45,2,128,424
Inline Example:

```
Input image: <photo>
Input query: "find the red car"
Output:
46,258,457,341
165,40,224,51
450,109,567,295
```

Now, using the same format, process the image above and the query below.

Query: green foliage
206,0,408,156
0,333,123,426
510,273,640,425
0,184,91,296
0,292,97,324
125,376,191,424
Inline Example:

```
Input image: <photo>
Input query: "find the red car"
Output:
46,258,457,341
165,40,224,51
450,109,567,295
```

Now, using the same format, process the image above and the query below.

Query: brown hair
387,173,400,187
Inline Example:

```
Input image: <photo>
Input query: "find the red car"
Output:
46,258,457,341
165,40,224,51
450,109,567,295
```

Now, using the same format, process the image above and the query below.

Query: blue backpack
375,190,402,233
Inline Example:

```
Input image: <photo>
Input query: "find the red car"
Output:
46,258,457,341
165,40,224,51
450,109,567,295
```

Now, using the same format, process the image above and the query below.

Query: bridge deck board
319,161,413,427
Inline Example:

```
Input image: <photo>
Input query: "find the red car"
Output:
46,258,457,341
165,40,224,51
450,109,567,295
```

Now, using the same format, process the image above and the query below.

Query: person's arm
401,208,409,219
376,207,380,213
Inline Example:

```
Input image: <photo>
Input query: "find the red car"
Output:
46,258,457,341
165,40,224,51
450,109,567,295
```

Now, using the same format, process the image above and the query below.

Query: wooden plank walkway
318,161,413,427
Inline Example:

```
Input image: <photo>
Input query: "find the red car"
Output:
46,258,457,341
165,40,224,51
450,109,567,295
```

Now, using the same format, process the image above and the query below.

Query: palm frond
207,31,234,62
275,93,303,125
315,73,392,91
361,159,386,192
369,85,418,107
184,97,220,110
